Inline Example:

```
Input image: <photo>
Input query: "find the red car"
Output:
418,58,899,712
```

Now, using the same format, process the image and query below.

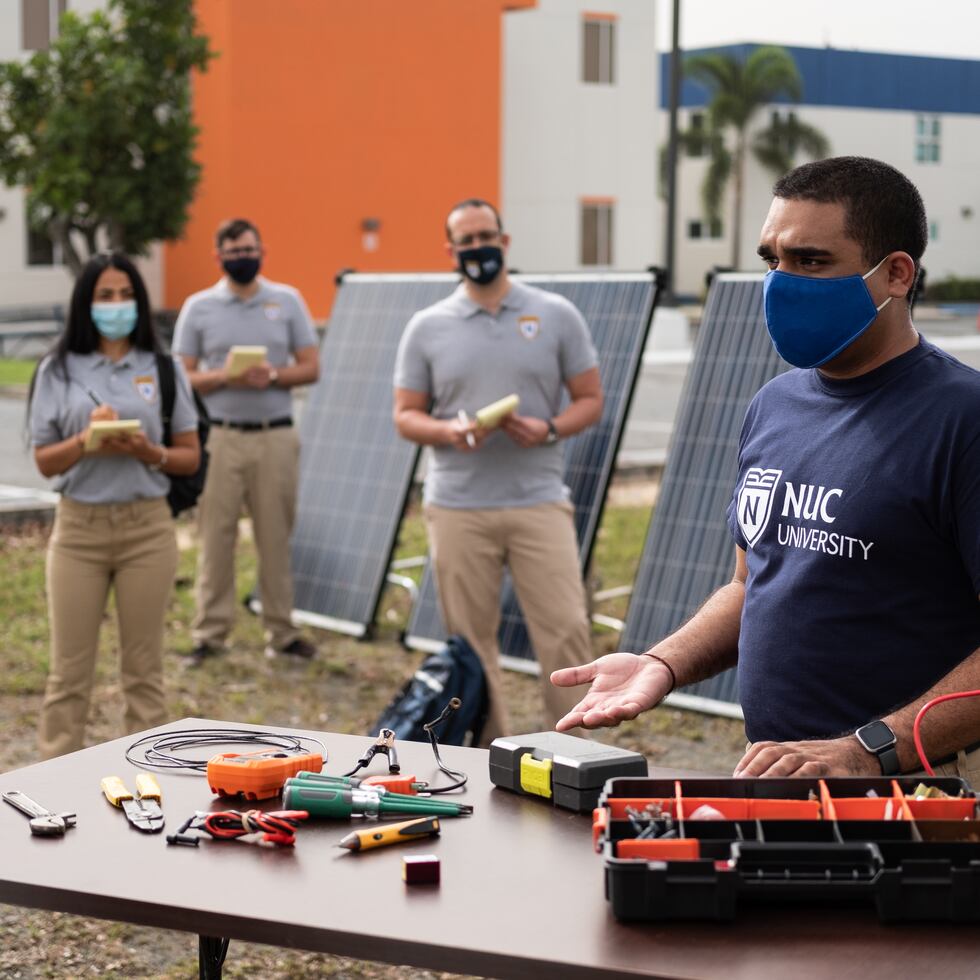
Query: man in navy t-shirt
551,156,980,781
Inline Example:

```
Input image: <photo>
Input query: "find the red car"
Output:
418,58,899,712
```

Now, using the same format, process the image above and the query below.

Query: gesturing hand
550,652,673,732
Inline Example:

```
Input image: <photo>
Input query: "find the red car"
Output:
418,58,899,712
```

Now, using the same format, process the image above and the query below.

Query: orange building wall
165,0,533,318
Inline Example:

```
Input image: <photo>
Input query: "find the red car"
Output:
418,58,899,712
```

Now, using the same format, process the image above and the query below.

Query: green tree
679,46,830,269
0,0,214,276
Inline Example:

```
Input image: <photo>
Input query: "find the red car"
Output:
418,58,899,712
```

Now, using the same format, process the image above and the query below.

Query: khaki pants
920,746,980,788
424,500,593,746
193,424,300,650
40,497,177,759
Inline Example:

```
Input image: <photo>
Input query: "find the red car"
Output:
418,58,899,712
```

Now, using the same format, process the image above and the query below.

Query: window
21,0,67,51
687,218,723,240
581,201,614,265
27,224,60,266
915,115,941,164
687,112,706,158
582,15,616,84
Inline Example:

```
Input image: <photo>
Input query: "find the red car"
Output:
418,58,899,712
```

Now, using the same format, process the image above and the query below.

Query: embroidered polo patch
134,375,156,402
263,303,282,320
518,315,540,340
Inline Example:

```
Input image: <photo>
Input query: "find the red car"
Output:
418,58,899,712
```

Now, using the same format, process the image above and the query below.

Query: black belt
211,416,293,432
933,739,980,768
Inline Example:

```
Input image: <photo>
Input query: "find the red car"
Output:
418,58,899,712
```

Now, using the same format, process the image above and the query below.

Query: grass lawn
0,497,746,978
0,358,36,387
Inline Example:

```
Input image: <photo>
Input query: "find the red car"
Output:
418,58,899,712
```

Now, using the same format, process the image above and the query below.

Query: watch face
857,720,896,752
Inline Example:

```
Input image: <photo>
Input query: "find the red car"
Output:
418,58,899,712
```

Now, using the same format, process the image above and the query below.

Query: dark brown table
2,718,980,980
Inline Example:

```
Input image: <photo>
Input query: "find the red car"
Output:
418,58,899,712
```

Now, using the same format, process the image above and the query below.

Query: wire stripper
101,773,165,833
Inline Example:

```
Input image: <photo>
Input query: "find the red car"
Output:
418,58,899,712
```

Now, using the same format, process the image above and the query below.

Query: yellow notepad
475,394,520,429
84,419,142,451
227,345,268,377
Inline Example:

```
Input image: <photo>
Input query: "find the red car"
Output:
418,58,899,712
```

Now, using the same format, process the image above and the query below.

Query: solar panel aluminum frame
288,273,458,639
403,271,662,671
619,273,788,718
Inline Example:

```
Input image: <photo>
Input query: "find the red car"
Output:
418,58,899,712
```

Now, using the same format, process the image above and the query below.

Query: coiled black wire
125,727,327,772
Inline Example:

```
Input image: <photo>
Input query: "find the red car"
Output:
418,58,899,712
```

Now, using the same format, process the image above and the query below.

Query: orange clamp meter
207,749,325,800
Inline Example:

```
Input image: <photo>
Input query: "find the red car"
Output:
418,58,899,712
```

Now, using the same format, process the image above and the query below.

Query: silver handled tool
2,790,77,837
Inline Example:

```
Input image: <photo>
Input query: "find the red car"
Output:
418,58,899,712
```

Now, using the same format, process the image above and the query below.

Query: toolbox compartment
596,776,980,922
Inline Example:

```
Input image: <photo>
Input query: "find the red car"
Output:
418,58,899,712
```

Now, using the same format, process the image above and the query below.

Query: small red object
402,854,440,884
362,774,421,795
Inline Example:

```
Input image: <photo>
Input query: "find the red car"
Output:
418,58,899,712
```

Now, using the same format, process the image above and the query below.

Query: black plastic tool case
594,776,980,922
489,732,647,812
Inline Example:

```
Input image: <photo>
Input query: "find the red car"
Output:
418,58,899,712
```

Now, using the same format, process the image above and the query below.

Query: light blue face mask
91,300,138,340
763,256,892,368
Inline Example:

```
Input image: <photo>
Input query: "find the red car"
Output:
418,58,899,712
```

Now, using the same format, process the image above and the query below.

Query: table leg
199,935,230,979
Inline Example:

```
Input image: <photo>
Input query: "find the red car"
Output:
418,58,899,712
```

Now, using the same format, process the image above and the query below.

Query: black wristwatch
854,719,900,775
544,419,559,445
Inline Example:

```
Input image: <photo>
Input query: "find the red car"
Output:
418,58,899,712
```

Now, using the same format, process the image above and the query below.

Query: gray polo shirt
394,281,598,508
172,277,318,423
30,349,198,504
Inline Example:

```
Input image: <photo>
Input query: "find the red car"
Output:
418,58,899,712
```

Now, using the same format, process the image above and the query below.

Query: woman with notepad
27,253,200,759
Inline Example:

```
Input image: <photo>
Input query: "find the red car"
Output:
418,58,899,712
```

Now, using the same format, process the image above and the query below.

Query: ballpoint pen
457,409,476,448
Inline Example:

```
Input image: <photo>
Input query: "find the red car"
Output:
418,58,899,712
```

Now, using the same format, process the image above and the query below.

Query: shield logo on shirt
134,375,156,402
737,467,783,547
263,303,282,320
518,316,540,340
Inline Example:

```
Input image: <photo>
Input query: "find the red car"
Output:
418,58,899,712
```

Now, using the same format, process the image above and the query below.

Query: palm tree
680,46,830,268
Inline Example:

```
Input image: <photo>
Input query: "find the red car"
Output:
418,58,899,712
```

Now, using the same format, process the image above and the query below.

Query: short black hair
216,218,261,248
445,198,503,241
28,251,159,409
773,156,927,301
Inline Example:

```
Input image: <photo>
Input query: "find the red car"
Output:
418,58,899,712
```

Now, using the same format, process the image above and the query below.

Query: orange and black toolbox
594,776,980,922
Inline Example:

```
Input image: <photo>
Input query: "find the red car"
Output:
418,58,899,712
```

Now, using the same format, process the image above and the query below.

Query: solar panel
289,274,456,637
619,273,788,716
404,272,660,668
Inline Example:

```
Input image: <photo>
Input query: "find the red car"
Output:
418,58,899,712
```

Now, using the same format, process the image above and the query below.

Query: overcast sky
658,0,980,61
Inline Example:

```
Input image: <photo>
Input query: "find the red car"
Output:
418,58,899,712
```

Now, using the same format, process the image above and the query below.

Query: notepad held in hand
227,345,268,377
475,393,520,429
84,419,142,451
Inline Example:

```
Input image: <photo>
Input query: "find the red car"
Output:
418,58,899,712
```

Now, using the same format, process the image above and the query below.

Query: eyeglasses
451,230,502,248
220,247,261,259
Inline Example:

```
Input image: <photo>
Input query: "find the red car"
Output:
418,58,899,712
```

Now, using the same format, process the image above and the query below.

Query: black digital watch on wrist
854,719,900,775
544,419,559,444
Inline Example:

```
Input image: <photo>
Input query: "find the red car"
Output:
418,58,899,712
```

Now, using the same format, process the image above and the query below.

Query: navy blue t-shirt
727,337,980,742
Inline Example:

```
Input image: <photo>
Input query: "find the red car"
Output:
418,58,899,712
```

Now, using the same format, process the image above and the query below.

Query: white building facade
501,0,661,274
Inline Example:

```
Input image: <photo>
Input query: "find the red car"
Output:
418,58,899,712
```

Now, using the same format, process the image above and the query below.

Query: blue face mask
91,300,138,340
763,256,892,368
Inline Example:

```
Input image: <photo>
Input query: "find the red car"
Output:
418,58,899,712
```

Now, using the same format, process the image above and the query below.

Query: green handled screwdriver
280,783,472,819
290,771,428,795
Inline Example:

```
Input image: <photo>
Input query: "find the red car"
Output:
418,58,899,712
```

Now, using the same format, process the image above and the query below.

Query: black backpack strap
155,353,176,447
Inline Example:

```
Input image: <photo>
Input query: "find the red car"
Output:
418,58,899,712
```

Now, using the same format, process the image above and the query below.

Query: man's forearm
395,409,450,446
187,368,227,395
885,644,980,771
648,580,744,688
273,360,318,389
554,394,602,438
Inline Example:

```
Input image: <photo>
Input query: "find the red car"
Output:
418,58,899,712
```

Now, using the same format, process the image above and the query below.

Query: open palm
551,653,671,732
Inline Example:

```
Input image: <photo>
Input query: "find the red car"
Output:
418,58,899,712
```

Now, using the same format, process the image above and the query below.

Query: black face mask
457,245,504,286
222,256,261,285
